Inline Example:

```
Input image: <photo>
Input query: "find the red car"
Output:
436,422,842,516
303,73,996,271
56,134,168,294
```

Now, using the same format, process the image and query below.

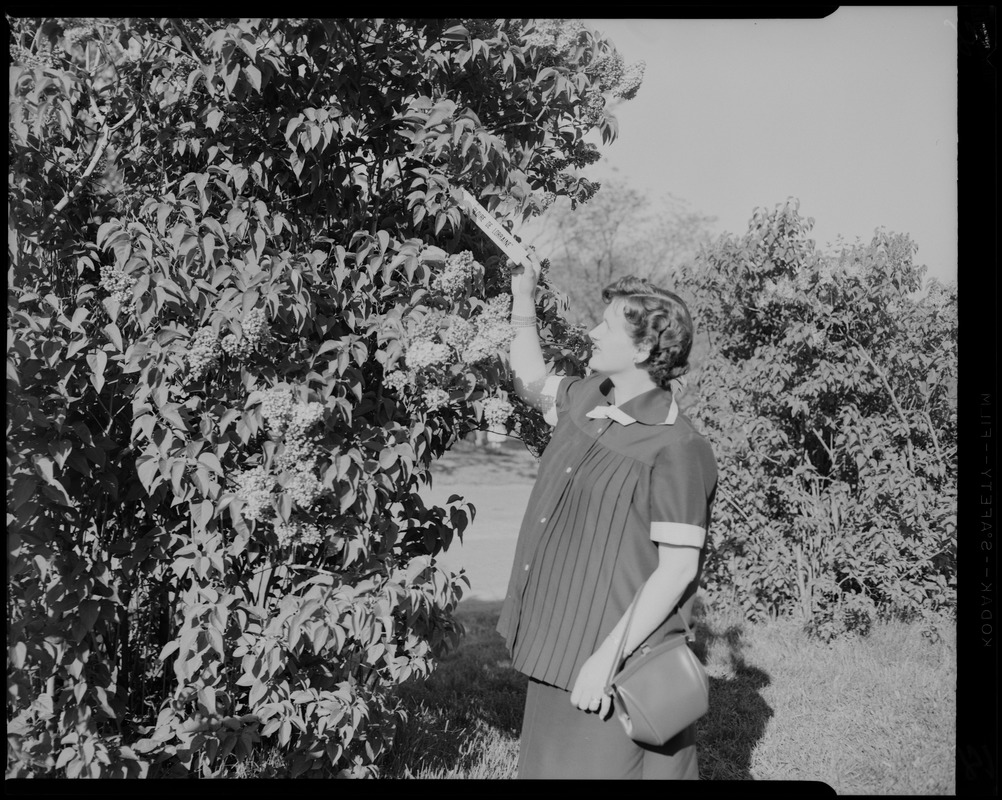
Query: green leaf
198,452,223,475
86,349,108,392
122,341,150,373
70,306,89,331
156,204,172,236
102,296,121,322
161,403,186,430
276,492,292,522
198,686,217,715
48,440,72,469
55,748,75,770
231,165,249,195
205,108,223,132
11,641,26,669
79,599,100,632
32,455,55,485
218,408,241,433
290,754,313,778
244,63,262,92
136,455,159,491
248,679,267,707
102,323,123,352
131,413,155,441
191,499,214,530
96,221,121,248
93,685,116,717
159,640,180,662
11,475,37,509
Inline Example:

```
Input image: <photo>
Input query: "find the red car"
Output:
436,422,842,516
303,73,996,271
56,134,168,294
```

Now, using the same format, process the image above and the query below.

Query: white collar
584,393,679,426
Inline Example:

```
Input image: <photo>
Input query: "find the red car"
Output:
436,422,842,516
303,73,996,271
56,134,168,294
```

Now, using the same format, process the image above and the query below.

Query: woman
498,254,717,780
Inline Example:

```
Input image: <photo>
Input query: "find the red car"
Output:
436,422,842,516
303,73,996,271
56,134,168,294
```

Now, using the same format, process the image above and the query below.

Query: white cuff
650,521,706,548
541,375,564,427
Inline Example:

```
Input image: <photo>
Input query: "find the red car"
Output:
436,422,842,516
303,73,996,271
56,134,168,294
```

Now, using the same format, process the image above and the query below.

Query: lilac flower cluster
423,387,451,411
276,437,315,473
404,308,447,344
482,396,514,428
405,339,451,370
432,251,481,297
287,401,325,440
462,296,514,365
522,18,587,56
237,382,329,529
286,467,323,508
222,307,271,359
274,519,324,548
99,266,137,305
260,386,295,433
444,316,476,351
383,370,410,394
186,327,222,380
259,389,325,477
392,288,516,415
234,465,273,522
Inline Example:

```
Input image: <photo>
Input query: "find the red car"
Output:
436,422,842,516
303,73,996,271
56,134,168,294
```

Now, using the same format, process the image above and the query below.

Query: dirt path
419,438,538,603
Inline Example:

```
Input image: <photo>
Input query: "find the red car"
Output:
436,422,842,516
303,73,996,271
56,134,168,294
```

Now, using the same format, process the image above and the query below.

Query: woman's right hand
510,252,541,301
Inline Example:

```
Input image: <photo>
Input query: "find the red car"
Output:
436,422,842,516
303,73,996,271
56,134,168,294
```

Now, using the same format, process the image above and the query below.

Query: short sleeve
541,374,584,426
649,435,717,548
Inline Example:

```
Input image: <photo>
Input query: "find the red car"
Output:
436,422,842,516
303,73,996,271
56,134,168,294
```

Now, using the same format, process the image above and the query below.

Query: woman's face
588,299,648,376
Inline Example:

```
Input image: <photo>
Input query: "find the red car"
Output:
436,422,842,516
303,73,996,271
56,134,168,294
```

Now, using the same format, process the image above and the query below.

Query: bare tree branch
849,336,915,472
811,427,837,466
921,408,945,464
40,104,138,236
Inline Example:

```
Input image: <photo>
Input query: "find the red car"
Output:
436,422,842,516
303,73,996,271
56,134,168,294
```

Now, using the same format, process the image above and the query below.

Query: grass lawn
381,601,956,792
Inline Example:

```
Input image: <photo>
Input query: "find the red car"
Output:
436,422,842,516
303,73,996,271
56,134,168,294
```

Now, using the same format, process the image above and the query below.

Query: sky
574,8,958,286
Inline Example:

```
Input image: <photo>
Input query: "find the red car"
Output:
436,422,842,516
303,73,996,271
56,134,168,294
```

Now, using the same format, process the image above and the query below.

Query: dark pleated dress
497,372,717,692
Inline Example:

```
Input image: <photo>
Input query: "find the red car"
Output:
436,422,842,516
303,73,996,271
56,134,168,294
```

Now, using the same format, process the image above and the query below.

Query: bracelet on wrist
510,313,537,329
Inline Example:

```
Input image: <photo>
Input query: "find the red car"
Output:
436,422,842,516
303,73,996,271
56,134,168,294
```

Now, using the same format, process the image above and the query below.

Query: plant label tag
456,188,530,265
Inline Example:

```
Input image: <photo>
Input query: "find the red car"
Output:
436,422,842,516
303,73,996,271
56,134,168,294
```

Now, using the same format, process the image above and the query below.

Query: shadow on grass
690,599,773,780
385,598,774,779
383,600,526,777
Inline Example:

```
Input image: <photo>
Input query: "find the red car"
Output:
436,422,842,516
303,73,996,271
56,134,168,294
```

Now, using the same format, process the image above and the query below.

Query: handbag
603,584,710,746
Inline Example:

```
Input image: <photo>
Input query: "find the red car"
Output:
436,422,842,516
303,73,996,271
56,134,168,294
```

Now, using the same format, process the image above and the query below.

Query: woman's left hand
569,642,618,718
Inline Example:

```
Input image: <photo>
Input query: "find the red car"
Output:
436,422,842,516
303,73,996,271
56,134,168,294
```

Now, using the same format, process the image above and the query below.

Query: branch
793,543,813,621
169,19,206,68
921,409,945,464
896,546,951,582
41,103,138,234
305,26,335,103
369,155,384,236
848,336,915,472
288,564,342,581
150,38,202,66
332,18,365,76
811,427,837,466
163,19,216,100
716,485,751,523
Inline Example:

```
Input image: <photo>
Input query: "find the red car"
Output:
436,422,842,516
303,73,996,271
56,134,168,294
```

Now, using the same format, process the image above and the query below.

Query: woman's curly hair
601,276,694,390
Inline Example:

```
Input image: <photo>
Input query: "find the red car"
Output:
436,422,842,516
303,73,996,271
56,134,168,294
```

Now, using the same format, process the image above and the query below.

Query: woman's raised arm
509,254,556,415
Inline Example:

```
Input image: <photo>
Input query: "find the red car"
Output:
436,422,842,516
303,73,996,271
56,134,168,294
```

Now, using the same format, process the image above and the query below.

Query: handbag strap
603,582,696,694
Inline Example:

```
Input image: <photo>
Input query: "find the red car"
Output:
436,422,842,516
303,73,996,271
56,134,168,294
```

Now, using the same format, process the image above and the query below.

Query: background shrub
674,200,957,635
